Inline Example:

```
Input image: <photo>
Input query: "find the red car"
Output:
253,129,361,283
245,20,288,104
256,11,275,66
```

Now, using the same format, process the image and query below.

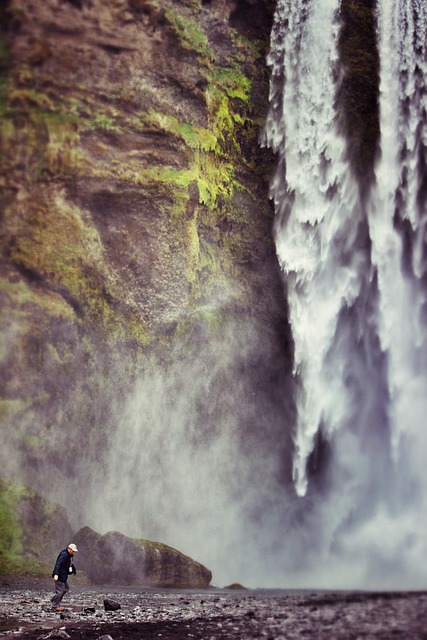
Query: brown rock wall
74,526,212,587
0,0,294,539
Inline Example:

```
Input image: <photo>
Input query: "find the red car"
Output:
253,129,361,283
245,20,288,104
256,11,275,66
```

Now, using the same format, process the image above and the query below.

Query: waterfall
263,0,370,497
370,0,427,463
263,0,427,586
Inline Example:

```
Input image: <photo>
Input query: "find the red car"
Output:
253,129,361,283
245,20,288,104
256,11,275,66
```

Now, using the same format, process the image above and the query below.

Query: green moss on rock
0,479,73,576
164,8,214,64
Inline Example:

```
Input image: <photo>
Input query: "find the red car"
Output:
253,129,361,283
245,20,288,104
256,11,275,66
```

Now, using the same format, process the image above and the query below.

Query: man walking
51,543,78,610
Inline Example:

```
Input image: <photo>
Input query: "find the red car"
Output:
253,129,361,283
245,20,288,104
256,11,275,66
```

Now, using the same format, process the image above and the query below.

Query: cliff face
0,478,73,576
0,0,294,534
2,0,277,324
73,526,212,587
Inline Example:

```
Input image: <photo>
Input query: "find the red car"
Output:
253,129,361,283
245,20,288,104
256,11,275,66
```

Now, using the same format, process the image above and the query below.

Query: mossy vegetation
164,8,215,65
144,110,217,152
0,479,61,576
0,481,24,573
88,114,120,133
136,56,254,222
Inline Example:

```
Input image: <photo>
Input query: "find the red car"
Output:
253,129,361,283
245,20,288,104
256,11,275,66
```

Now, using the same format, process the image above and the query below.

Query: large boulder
73,527,212,588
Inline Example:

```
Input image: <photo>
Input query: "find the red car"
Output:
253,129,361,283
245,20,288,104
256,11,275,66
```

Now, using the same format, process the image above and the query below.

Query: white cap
68,543,78,552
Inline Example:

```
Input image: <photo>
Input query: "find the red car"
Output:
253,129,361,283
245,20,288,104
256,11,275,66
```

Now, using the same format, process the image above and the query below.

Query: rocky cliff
0,0,294,577
0,478,73,576
73,526,212,587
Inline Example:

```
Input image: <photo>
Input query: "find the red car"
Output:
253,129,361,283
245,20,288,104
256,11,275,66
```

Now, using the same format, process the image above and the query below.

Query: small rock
224,583,247,590
59,612,73,620
43,630,71,639
98,635,114,640
103,599,121,611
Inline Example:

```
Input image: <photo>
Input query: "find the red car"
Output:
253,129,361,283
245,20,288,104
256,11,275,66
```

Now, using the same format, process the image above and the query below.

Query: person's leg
51,581,68,607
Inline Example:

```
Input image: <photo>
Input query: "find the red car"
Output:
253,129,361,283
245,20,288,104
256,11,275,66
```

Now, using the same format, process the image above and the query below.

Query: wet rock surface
0,581,426,639
72,527,212,588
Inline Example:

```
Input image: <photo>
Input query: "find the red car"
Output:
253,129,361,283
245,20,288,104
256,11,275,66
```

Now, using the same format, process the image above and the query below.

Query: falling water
263,0,427,586
263,0,371,497
370,0,427,463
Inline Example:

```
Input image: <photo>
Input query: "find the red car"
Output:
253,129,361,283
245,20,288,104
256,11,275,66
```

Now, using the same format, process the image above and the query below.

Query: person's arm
52,550,67,580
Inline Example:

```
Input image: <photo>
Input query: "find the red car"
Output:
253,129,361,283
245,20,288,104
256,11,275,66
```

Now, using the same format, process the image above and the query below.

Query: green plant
164,9,214,63
88,114,119,132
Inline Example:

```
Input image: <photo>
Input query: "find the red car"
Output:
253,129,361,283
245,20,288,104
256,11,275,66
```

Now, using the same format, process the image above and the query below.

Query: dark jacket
52,549,76,582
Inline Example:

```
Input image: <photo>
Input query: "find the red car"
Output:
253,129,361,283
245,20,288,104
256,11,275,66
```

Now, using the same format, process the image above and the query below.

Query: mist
54,294,426,590
70,308,296,588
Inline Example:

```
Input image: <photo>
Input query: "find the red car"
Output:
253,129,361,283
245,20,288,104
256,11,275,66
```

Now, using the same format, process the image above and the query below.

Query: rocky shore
0,579,426,639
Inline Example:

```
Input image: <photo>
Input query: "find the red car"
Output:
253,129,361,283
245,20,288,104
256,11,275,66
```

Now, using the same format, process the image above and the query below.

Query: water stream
262,0,427,586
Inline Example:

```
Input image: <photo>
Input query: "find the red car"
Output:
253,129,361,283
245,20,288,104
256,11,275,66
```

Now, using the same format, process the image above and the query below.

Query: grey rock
73,526,212,588
103,599,121,611
43,630,71,639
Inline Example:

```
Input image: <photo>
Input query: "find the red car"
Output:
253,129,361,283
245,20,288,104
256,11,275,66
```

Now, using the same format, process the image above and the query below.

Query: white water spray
263,0,427,586
370,0,427,462
263,0,367,497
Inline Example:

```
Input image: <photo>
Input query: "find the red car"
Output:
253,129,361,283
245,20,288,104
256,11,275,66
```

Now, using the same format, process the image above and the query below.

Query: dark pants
51,580,69,607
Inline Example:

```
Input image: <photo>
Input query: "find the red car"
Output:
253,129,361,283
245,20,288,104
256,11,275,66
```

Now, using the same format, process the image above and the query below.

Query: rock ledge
73,527,212,588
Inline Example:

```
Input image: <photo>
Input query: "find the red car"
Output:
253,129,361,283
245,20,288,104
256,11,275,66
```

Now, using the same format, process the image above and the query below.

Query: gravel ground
0,580,426,639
